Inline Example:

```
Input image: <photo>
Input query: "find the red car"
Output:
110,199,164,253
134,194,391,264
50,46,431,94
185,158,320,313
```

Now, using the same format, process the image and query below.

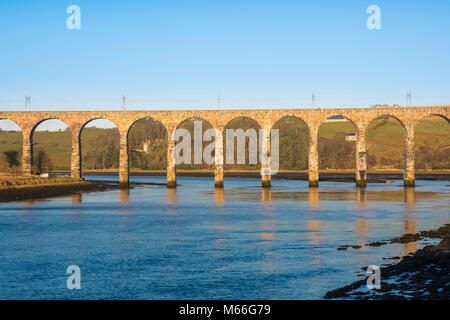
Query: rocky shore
325,224,450,299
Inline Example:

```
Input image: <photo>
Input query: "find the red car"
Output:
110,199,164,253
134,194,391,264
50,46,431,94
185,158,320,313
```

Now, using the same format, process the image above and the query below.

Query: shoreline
0,180,122,202
57,170,450,182
325,224,450,299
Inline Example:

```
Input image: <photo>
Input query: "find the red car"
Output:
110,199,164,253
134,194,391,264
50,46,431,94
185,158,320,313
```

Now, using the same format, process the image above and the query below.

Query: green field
0,117,448,172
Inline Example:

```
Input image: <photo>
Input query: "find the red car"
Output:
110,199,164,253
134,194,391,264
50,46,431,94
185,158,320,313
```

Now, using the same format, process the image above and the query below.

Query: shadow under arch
365,115,405,173
0,119,23,173
414,114,450,171
271,116,310,174
318,115,356,172
79,118,120,179
31,118,71,174
127,117,168,171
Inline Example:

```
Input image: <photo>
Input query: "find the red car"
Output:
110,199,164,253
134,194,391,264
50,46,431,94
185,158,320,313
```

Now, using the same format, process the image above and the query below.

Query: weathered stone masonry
1,106,448,188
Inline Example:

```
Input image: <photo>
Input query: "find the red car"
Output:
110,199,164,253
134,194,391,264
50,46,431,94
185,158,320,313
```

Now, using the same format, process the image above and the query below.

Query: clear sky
1,0,449,115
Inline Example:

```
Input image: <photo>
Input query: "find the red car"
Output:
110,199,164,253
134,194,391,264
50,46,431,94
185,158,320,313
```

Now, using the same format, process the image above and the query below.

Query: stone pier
21,128,33,176
71,126,81,179
214,129,224,188
308,123,319,187
167,130,177,188
261,126,271,188
355,124,367,187
404,121,416,187
119,130,129,187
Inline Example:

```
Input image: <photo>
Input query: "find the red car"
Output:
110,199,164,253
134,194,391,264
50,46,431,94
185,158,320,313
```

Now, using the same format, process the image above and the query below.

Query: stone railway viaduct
0,105,448,188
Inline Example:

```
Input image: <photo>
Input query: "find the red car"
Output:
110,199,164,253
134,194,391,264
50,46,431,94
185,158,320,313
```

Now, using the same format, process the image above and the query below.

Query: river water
0,176,448,299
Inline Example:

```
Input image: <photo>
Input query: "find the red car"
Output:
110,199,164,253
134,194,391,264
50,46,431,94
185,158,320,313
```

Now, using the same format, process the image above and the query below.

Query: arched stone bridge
1,105,448,188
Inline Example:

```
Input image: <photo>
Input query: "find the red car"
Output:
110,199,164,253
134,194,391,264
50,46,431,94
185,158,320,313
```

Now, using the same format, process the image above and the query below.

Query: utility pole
122,95,126,110
25,96,31,112
312,93,319,109
406,92,412,107
217,93,221,110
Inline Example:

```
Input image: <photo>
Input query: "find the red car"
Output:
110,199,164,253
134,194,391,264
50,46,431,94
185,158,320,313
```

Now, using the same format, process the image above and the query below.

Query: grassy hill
0,117,448,172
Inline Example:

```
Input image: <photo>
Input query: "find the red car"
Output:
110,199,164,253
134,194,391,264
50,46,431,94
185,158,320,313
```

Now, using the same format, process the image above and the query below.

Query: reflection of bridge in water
0,105,448,188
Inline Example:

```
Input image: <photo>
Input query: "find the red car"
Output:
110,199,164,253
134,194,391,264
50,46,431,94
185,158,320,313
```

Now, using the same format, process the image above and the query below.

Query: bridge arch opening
224,117,262,172
318,116,356,172
271,116,309,180
414,114,450,171
0,119,22,174
79,119,119,179
128,118,168,173
175,117,215,172
31,119,71,175
365,115,405,173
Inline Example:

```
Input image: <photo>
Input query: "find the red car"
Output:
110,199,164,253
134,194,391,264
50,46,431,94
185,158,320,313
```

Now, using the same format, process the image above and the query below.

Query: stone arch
418,113,449,123
223,116,262,131
318,114,357,129
414,114,450,171
127,117,168,171
271,116,310,172
79,118,120,139
0,118,22,131
365,114,406,134
31,118,71,174
365,115,405,172
175,116,215,130
223,116,262,170
30,117,69,138
272,115,309,130
0,119,23,173
78,118,120,176
174,117,215,170
318,115,357,171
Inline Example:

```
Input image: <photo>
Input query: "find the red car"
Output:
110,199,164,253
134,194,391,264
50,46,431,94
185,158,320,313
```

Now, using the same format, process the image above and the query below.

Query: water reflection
308,188,319,207
215,188,224,204
307,220,321,245
261,188,272,206
119,189,130,202
21,200,35,206
71,194,82,203
403,188,417,255
355,188,367,209
404,187,415,211
258,224,276,241
166,188,177,204
355,219,368,240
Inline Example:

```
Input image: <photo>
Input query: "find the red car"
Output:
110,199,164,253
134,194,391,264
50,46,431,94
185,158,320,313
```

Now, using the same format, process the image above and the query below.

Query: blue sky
1,0,450,114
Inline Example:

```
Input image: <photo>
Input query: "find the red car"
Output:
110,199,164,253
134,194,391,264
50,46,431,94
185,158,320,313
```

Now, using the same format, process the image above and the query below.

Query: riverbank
325,224,450,299
0,176,122,202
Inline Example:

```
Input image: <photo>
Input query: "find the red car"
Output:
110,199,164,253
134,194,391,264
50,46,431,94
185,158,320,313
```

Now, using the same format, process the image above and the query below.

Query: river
0,176,448,299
